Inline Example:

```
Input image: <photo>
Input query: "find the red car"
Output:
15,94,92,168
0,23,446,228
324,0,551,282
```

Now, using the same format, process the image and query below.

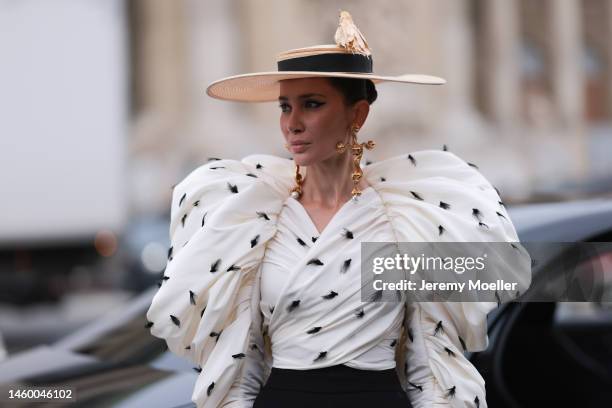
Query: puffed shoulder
364,151,531,408
146,155,292,407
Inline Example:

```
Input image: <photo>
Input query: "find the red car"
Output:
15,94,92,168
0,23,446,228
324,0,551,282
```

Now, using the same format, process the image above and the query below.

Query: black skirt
252,364,413,408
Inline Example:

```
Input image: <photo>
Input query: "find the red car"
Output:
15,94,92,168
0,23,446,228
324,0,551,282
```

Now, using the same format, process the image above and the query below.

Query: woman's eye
305,101,323,109
278,103,290,113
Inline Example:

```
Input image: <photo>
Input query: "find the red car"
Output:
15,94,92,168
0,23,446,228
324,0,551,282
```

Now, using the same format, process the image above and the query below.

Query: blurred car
474,197,612,408
118,214,171,292
1,197,612,407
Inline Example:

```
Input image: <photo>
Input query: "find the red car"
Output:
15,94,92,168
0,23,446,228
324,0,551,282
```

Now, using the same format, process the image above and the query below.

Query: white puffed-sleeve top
145,149,531,408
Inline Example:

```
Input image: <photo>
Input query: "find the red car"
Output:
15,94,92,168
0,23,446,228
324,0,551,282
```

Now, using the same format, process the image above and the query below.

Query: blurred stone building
127,0,612,215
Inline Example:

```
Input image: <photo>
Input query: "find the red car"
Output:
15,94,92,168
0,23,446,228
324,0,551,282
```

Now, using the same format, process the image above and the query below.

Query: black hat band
277,53,373,73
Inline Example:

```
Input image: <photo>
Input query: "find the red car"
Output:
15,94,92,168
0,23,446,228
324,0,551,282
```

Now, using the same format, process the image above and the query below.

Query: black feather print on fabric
170,315,180,327
167,246,173,261
408,381,423,392
193,366,202,373
207,157,221,161
210,166,225,170
201,212,207,227
227,182,238,193
407,154,417,166
200,307,206,317
475,395,480,407
467,162,479,169
322,290,338,299
444,347,455,357
193,200,200,207
210,259,221,273
161,275,169,282
442,144,448,151
179,192,186,207
210,331,222,343
250,234,260,248
355,308,365,318
493,185,501,196
256,211,270,221
185,345,191,350
446,385,456,398
189,290,196,305
226,264,241,272
369,289,383,302
342,228,354,239
439,201,451,210
245,173,257,178
478,222,489,229
438,225,445,236
232,353,246,359
207,382,214,396
459,335,467,352
498,200,506,207
312,236,318,243
365,160,372,166
510,243,519,250
408,328,414,343
287,299,300,312
496,211,507,220
269,305,275,314
341,258,352,273
390,339,397,347
472,208,483,222
434,320,444,336
145,321,153,329
256,163,263,169
307,258,324,266
410,191,424,201
181,213,187,227
306,326,322,334
296,237,307,247
380,177,386,182
313,351,327,362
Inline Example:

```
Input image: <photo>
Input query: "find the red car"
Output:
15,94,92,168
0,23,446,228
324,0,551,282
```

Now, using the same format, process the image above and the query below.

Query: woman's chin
291,152,313,166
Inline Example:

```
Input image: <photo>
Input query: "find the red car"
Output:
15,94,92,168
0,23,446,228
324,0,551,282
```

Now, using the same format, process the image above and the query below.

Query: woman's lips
290,142,310,153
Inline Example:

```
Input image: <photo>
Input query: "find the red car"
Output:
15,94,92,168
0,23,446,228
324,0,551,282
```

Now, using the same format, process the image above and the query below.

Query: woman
146,11,531,408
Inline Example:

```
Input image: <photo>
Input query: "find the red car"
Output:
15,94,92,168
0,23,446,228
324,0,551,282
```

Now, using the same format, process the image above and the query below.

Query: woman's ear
352,99,370,128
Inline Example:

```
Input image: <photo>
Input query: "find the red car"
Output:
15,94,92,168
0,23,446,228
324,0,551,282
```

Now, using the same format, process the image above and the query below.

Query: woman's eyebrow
278,93,326,101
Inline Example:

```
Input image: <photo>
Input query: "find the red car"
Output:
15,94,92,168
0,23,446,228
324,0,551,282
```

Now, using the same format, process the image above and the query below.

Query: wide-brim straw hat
206,11,446,102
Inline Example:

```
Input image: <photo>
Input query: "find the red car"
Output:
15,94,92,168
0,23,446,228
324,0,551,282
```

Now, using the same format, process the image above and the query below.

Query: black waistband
264,364,403,393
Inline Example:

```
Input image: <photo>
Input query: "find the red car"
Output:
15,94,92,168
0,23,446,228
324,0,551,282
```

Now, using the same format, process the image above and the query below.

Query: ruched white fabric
146,149,531,408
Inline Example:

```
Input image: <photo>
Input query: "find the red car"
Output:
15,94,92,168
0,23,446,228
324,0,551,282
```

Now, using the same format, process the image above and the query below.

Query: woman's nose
287,110,304,134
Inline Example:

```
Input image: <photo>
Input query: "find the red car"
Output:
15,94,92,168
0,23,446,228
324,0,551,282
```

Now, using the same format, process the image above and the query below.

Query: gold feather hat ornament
206,10,445,102
334,10,371,56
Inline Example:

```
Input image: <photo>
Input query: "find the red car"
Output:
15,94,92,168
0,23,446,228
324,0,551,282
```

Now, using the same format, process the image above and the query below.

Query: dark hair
327,77,378,106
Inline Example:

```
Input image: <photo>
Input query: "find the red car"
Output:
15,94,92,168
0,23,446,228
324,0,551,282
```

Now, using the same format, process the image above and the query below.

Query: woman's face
279,78,359,166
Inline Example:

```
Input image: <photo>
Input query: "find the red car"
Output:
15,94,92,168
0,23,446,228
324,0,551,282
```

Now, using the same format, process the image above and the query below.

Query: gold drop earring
290,164,303,199
348,124,375,200
286,142,304,199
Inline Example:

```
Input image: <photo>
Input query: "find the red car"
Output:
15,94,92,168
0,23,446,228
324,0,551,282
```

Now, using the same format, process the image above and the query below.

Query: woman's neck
299,156,370,208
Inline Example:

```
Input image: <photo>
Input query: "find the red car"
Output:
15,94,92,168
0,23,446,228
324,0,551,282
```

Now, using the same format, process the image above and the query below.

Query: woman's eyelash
278,101,324,111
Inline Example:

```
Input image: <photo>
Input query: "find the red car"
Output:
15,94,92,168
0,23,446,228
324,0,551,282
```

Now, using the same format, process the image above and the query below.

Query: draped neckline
285,186,376,237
